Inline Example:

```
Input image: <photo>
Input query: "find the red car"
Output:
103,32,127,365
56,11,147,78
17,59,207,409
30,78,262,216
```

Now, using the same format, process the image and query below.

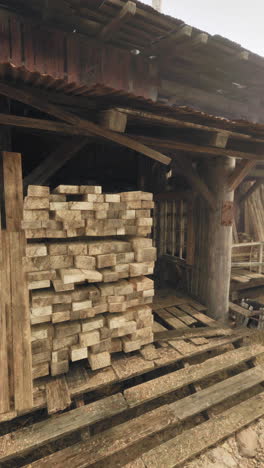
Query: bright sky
142,0,264,57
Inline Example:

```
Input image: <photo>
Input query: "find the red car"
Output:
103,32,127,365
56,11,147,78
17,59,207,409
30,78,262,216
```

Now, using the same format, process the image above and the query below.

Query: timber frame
1,1,264,455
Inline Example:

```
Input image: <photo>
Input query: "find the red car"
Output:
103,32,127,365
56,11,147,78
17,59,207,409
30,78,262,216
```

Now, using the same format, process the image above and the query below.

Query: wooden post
200,156,235,321
0,152,33,413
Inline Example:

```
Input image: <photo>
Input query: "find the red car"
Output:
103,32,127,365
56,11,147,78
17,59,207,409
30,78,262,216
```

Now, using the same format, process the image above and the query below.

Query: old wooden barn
1,1,264,467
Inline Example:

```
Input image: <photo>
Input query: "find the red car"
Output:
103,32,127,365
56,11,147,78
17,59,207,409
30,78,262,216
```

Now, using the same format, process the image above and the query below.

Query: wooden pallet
0,292,263,467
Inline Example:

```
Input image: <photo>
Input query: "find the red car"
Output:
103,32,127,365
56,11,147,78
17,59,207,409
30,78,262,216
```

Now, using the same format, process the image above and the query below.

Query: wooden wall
0,9,158,100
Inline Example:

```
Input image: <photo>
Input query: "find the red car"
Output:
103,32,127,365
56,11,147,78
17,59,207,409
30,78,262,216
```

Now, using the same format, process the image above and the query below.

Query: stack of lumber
25,238,155,289
23,185,156,378
22,185,154,238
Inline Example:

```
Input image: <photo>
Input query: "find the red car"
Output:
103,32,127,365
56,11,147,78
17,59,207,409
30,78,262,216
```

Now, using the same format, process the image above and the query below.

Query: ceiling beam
99,1,136,41
23,137,89,187
0,82,170,165
117,107,264,144
228,160,257,191
132,134,264,161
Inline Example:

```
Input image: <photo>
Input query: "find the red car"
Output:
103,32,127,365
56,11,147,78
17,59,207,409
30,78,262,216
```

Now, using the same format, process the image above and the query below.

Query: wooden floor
231,268,264,293
1,289,264,467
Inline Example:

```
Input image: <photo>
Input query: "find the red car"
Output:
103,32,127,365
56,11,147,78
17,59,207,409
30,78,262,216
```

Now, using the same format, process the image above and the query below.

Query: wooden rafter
171,155,217,210
99,1,136,41
239,180,263,205
23,137,90,187
228,160,257,191
132,134,264,161
117,107,264,145
0,82,170,165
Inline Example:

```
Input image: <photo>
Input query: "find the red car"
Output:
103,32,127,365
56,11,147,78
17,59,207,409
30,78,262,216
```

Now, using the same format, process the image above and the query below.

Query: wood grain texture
46,376,71,414
0,393,127,462
142,391,264,467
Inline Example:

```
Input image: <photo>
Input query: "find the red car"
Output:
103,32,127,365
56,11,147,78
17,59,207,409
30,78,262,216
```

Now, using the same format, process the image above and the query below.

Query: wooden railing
232,242,264,273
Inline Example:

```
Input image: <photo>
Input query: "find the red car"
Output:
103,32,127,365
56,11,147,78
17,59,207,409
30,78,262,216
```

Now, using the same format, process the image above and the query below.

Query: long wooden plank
0,152,33,412
154,309,186,329
178,303,217,327
0,393,127,463
0,83,171,165
167,306,197,325
169,364,264,421
0,151,24,231
10,231,33,412
24,366,264,468
0,232,10,414
154,326,235,342
124,345,264,407
117,107,264,145
142,391,264,467
26,406,173,468
134,134,264,161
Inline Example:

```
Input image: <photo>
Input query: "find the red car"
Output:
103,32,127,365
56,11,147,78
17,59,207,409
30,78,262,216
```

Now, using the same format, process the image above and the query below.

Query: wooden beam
142,392,264,468
239,179,263,205
117,107,264,145
132,134,263,161
209,132,229,148
0,82,170,165
23,137,89,187
171,155,217,210
99,1,136,41
0,152,33,413
228,159,257,191
100,109,127,132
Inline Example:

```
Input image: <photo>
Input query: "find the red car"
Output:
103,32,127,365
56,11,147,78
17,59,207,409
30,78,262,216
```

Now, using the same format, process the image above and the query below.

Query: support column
201,156,235,321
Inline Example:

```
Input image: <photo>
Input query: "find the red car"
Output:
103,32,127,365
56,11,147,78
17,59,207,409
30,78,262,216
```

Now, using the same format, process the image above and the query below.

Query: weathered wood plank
142,391,264,467
154,326,235,342
178,303,217,327
0,152,32,412
0,151,23,231
0,232,10,414
46,376,71,414
24,366,264,467
166,306,197,325
154,309,186,329
0,394,127,463
124,345,264,407
10,231,33,412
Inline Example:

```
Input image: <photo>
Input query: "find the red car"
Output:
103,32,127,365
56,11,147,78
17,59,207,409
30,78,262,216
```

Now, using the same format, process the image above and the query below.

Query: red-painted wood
0,10,158,100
